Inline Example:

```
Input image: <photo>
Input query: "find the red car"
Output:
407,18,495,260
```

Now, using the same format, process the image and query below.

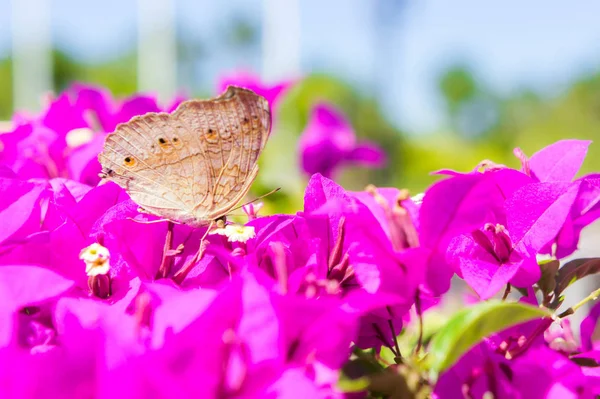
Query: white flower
79,243,111,276
210,224,256,243
66,127,94,149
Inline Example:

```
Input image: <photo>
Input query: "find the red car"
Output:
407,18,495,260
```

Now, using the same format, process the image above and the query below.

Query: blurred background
2,0,600,194
1,0,599,326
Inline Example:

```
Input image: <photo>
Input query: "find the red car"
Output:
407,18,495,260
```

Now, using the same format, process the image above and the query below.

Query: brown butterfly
98,86,271,227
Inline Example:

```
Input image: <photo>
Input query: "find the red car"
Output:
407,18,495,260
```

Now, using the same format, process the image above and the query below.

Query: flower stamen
210,224,256,243
80,243,112,299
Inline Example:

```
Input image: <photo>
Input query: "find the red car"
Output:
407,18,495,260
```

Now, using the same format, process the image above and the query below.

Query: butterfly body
98,86,271,227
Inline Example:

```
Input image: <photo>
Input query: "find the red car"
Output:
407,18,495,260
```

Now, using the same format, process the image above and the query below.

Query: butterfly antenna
229,187,281,213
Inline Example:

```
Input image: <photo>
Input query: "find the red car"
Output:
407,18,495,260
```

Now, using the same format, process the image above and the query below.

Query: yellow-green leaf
426,300,551,379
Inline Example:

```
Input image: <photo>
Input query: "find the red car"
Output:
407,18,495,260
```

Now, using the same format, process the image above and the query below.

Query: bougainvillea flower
511,346,596,398
515,139,591,183
418,169,527,296
41,83,179,135
433,342,517,399
436,322,597,399
0,265,78,397
217,70,292,110
488,292,554,358
0,84,184,184
540,175,600,258
0,265,74,344
447,223,539,300
219,270,360,397
513,140,600,258
580,301,600,352
4,82,600,398
0,181,139,302
448,181,580,298
301,174,423,349
0,176,91,257
0,124,61,179
505,181,581,259
351,186,421,252
0,178,46,246
108,271,356,398
298,103,386,179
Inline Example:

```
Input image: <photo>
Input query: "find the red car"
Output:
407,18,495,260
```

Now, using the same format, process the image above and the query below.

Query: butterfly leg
156,221,182,279
172,221,214,285
193,221,215,264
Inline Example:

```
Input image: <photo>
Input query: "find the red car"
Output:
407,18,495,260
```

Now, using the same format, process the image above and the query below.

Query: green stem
501,283,511,300
387,318,402,361
414,289,424,355
558,287,600,318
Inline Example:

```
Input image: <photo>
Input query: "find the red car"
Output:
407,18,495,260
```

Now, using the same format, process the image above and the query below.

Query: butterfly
97,86,271,228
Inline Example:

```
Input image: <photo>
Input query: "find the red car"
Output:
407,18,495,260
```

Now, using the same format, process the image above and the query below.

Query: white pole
137,0,177,103
261,0,302,83
10,0,53,113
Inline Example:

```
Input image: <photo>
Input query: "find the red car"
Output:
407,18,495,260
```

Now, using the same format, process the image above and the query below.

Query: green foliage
537,259,560,300
396,310,450,356
337,357,378,393
425,300,551,379
438,64,478,117
53,49,138,96
274,74,406,191
548,258,600,309
0,58,12,119
0,48,138,120
52,50,85,92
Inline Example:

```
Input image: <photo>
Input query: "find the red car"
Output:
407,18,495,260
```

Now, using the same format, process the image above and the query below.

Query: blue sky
1,0,600,133
391,0,600,131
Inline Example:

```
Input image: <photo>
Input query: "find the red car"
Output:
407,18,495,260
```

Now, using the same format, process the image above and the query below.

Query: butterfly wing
98,86,271,227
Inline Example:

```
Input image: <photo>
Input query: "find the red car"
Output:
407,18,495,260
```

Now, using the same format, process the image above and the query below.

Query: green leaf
337,356,381,393
538,259,560,297
337,375,370,393
426,300,551,378
368,368,415,399
551,258,600,308
397,310,450,356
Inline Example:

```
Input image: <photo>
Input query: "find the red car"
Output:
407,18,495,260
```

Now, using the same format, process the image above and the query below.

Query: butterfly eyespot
158,137,172,149
243,117,249,123
252,115,258,119
123,156,136,167
172,137,179,143
206,129,217,140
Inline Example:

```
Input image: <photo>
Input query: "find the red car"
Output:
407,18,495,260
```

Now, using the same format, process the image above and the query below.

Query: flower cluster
1,82,600,398
298,103,387,179
0,84,183,185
